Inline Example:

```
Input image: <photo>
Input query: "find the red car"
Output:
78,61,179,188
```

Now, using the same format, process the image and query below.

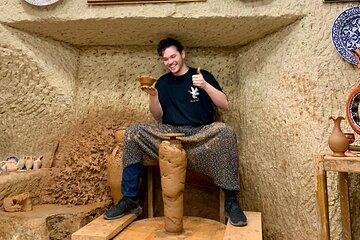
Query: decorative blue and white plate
332,6,360,65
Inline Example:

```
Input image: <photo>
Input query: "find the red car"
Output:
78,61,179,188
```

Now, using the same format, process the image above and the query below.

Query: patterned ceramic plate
24,0,60,6
332,6,360,65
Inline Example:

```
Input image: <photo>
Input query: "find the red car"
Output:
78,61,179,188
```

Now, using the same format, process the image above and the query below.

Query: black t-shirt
155,67,222,127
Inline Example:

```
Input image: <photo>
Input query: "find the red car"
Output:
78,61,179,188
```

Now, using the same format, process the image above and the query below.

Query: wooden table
313,153,360,240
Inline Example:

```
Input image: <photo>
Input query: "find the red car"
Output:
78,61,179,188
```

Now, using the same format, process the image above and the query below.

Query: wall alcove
0,4,305,238
4,15,301,47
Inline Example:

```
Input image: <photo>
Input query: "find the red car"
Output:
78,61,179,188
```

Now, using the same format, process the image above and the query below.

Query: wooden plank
223,211,262,240
71,213,140,240
323,157,360,173
219,190,225,223
143,156,158,166
147,166,154,218
338,172,352,240
313,154,330,240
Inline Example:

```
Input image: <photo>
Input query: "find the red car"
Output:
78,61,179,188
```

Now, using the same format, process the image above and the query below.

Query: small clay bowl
344,132,355,144
138,76,157,87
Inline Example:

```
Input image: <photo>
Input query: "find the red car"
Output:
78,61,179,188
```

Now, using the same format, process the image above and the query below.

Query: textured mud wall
1,0,359,239
0,24,79,167
236,2,360,240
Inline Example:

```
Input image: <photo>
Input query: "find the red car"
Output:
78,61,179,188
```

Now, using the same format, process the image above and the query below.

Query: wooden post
338,172,352,240
313,154,330,240
147,166,154,218
219,190,225,223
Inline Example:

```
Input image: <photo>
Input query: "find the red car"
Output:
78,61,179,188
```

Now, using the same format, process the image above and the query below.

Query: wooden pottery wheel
114,132,226,239
113,216,225,240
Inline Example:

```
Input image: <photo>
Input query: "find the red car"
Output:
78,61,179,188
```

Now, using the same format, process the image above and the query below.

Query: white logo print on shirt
188,86,199,100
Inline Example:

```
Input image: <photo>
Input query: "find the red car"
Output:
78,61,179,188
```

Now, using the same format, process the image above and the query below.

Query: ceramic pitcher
328,116,349,157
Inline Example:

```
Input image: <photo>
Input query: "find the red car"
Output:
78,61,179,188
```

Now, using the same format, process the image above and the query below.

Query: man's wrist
202,82,209,90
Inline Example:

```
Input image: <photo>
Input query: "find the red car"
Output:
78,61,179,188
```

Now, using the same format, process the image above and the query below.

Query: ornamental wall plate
346,84,360,134
332,6,360,64
87,0,205,4
24,0,61,6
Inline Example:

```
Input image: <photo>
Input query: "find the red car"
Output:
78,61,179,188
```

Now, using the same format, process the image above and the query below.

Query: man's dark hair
157,38,184,56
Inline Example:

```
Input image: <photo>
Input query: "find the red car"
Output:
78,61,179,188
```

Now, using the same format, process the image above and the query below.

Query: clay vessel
107,128,126,204
0,161,6,172
17,157,26,170
25,157,34,170
328,116,349,157
33,156,42,170
6,162,18,172
159,135,187,234
344,132,355,144
138,75,157,87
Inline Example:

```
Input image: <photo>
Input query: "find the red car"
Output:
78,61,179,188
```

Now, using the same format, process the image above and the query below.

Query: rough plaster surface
236,2,360,239
1,0,360,239
0,24,79,167
5,16,300,47
0,169,51,209
0,202,107,240
0,0,302,47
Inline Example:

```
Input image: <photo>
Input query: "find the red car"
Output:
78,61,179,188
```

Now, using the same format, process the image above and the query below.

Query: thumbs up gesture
192,67,208,89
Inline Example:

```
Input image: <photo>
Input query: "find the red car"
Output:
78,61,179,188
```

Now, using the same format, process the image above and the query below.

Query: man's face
162,46,186,76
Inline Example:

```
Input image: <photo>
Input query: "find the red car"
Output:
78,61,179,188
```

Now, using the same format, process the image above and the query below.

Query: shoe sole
224,211,248,227
104,206,142,220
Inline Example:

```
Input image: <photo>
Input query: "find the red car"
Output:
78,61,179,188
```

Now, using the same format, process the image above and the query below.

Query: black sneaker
104,197,142,220
224,199,248,227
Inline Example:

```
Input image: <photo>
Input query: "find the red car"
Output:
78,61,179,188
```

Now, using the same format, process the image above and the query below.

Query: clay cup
138,76,157,87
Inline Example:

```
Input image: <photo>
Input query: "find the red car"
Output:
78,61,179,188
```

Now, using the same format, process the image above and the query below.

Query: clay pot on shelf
33,156,43,170
344,132,355,145
328,116,349,157
25,157,34,170
17,157,26,170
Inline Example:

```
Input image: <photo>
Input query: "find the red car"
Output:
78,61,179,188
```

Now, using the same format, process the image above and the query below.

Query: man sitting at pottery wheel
104,37,247,227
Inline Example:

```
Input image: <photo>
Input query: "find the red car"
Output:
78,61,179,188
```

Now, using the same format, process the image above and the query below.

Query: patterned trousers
122,122,240,191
